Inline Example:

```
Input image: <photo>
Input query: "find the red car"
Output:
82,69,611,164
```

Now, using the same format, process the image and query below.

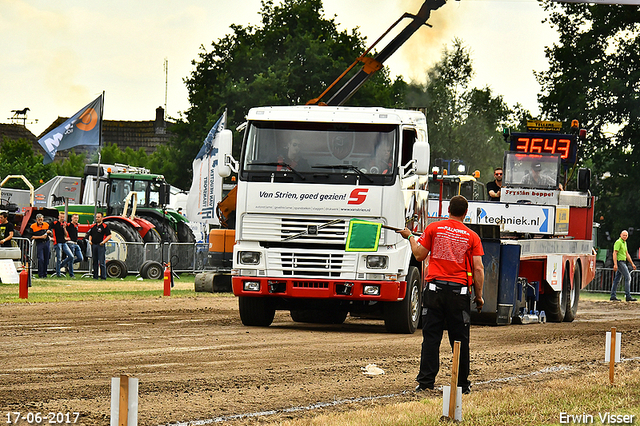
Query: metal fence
584,267,640,294
13,237,213,276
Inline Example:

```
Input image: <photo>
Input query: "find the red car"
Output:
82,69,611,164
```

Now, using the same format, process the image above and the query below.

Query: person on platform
87,213,112,280
398,195,485,394
486,167,503,201
0,212,14,247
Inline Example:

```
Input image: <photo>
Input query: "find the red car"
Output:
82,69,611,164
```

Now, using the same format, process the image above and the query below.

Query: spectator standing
51,211,74,277
398,195,484,394
30,214,52,278
66,213,84,275
610,230,637,302
87,213,112,280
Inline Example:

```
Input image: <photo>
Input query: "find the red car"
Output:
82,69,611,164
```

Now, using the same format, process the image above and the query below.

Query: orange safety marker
605,327,621,384
442,341,462,421
449,341,461,419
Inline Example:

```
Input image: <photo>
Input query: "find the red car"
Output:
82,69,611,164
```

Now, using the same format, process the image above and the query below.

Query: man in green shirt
610,230,637,301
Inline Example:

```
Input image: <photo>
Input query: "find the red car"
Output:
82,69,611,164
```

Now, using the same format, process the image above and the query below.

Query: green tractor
56,164,195,244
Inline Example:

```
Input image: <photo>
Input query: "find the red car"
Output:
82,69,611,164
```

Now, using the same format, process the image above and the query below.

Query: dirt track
1,295,639,425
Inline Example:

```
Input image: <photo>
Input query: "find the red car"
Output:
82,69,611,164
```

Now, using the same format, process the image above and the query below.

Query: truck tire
139,215,178,243
290,309,348,324
238,296,275,327
106,259,128,278
384,266,421,334
564,264,581,322
540,268,569,323
177,221,196,243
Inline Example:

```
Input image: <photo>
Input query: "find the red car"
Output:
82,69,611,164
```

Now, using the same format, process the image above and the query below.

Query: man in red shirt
399,195,484,394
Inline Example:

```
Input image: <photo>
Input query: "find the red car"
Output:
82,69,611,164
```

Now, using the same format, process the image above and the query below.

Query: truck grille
241,214,386,245
266,250,357,278
292,281,330,289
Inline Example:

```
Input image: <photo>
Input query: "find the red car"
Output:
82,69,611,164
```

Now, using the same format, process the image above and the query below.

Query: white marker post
442,341,462,421
110,375,139,426
605,327,621,384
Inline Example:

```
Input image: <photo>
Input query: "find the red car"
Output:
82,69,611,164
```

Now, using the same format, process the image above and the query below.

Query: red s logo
348,188,368,205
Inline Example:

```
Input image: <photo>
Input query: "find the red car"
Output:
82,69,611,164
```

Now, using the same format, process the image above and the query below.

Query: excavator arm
307,0,447,106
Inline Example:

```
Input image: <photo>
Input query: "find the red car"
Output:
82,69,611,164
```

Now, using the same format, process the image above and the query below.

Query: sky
0,0,559,137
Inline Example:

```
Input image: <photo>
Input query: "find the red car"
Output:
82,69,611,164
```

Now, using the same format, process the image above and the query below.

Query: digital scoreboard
508,132,577,164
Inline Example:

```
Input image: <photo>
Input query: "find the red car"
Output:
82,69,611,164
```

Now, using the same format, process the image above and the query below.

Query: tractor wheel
384,266,422,334
177,221,196,243
142,227,162,243
238,296,275,327
106,259,128,278
103,220,144,263
139,215,178,243
564,264,581,322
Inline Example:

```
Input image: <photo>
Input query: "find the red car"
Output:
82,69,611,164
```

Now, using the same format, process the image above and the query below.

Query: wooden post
449,341,461,419
119,375,129,426
609,327,616,384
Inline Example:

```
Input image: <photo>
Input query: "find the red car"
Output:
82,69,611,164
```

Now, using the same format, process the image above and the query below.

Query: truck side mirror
159,183,171,206
218,130,233,178
577,168,590,191
412,142,430,175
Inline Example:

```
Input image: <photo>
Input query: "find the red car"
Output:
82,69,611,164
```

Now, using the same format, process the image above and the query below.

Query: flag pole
93,91,105,219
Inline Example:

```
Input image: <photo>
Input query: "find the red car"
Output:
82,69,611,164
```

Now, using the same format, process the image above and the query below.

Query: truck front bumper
232,276,407,302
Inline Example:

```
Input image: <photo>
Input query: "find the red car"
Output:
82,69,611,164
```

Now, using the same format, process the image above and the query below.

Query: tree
406,38,516,180
536,2,640,252
168,0,406,186
0,137,58,189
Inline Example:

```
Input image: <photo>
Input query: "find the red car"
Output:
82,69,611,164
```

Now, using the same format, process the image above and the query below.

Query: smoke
396,0,460,84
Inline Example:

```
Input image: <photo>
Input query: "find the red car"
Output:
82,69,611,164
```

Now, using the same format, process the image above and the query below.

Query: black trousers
416,281,471,390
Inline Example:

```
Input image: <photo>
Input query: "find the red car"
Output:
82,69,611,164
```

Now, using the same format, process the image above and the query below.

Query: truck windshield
241,121,398,184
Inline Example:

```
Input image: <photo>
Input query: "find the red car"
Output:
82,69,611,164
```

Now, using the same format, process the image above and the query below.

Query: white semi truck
218,106,431,333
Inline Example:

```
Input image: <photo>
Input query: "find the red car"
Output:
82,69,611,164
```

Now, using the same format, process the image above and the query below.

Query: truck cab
223,105,430,333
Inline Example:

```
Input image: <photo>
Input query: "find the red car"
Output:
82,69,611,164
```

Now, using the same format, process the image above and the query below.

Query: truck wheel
290,309,348,324
177,221,196,243
238,296,275,327
564,264,581,322
384,266,421,334
139,215,178,243
540,268,569,323
106,259,128,278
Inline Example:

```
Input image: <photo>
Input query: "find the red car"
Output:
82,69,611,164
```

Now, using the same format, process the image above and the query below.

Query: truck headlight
243,281,261,291
363,285,381,296
239,251,261,265
366,255,388,269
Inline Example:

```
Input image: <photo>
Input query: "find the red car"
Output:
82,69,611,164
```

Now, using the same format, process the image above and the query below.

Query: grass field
277,367,640,426
0,273,233,303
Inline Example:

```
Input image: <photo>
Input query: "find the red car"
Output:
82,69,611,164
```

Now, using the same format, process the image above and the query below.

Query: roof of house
0,107,173,161
37,107,173,159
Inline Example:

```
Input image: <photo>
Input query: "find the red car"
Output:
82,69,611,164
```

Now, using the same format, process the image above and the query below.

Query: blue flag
38,94,103,164
195,111,226,160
